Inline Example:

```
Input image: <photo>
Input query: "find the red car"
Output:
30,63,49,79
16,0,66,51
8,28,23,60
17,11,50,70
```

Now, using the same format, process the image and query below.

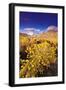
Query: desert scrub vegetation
19,36,58,78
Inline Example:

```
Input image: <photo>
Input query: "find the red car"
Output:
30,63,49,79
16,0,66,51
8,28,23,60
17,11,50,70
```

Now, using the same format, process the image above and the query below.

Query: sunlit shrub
19,39,57,78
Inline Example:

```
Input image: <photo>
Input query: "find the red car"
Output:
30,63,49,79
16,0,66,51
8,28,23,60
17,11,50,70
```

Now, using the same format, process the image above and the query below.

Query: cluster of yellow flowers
20,36,30,47
19,38,57,78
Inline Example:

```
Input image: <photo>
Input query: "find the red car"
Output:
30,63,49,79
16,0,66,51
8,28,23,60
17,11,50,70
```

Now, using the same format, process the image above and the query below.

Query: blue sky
19,12,58,34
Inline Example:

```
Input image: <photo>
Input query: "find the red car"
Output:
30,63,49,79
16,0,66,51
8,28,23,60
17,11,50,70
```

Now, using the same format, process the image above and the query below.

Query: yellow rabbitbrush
19,40,57,78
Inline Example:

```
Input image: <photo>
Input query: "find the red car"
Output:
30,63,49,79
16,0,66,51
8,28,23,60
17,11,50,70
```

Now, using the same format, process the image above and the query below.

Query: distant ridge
47,26,58,32
19,32,29,37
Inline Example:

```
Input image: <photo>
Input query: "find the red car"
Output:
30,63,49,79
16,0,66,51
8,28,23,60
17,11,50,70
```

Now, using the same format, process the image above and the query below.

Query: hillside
39,30,58,44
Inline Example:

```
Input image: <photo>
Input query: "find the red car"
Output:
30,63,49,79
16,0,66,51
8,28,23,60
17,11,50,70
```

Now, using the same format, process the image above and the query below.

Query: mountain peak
47,26,58,32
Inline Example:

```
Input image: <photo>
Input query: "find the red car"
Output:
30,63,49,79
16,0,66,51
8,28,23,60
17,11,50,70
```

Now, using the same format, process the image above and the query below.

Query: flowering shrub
19,37,57,78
